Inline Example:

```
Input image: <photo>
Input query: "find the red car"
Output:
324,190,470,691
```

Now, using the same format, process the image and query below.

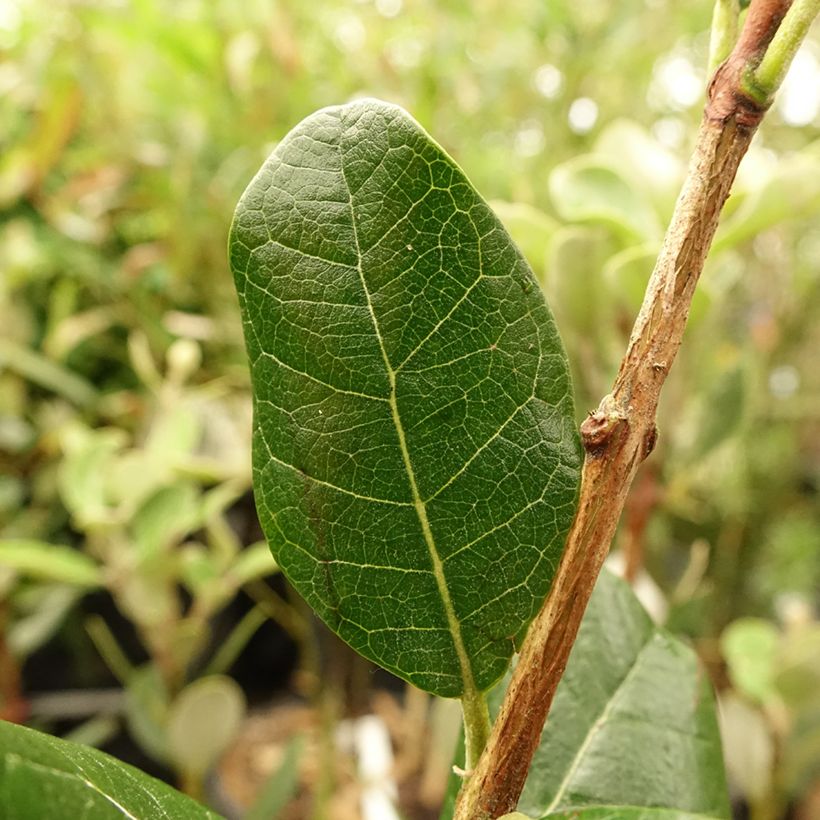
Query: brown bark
453,2,793,817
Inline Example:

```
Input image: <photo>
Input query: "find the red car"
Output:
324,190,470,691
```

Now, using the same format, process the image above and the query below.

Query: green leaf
549,157,661,241
543,810,722,819
489,201,558,282
132,482,200,559
441,571,729,819
229,99,582,698
713,144,820,253
593,119,684,217
58,428,127,525
0,720,221,819
0,339,97,409
229,541,279,585
9,586,83,657
515,571,729,817
167,676,246,780
721,618,779,704
0,540,102,588
689,362,747,459
124,665,171,764
776,624,820,710
548,227,617,335
244,734,304,820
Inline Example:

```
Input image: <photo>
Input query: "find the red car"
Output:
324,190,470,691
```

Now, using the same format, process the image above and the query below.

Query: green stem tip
753,0,820,100
709,0,741,73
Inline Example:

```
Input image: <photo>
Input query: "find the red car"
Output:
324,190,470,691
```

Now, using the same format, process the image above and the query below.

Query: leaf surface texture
0,721,220,820
230,99,581,696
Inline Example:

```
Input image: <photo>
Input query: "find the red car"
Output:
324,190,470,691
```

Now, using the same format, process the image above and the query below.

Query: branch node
706,60,770,127
580,395,628,456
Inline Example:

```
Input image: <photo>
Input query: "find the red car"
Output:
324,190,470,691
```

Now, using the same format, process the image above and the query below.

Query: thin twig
453,1,801,817
709,0,741,73
753,0,820,96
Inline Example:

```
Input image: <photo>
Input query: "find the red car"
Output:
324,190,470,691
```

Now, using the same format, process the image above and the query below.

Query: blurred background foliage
1,0,819,817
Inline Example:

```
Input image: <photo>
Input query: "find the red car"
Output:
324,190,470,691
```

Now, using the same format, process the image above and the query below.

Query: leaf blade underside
230,99,582,698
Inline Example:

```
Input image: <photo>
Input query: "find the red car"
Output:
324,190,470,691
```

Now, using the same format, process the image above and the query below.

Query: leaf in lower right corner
515,570,730,820
438,571,730,820
544,810,722,820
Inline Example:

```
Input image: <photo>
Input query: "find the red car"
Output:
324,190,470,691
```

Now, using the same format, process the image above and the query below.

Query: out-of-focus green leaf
543,810,722,819
9,586,83,657
106,449,170,513
548,227,616,335
0,148,35,209
714,145,820,253
759,513,820,599
775,625,820,710
603,244,658,316
0,540,102,587
0,339,97,409
180,544,220,596
721,618,779,704
549,156,661,240
490,200,558,282
43,307,117,361
230,99,582,698
594,119,684,216
690,362,747,459
229,542,279,586
0,720,221,820
0,416,35,453
0,476,24,516
124,665,171,765
199,479,247,522
167,676,245,779
58,427,126,524
117,568,179,632
718,694,774,802
145,402,202,462
244,733,304,820
132,482,200,558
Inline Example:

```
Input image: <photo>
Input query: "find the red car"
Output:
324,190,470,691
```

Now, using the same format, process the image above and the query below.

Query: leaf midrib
338,132,480,703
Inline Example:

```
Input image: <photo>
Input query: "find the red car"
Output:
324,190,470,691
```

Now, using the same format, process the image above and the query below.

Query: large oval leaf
0,720,220,819
441,571,730,818
229,99,581,698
